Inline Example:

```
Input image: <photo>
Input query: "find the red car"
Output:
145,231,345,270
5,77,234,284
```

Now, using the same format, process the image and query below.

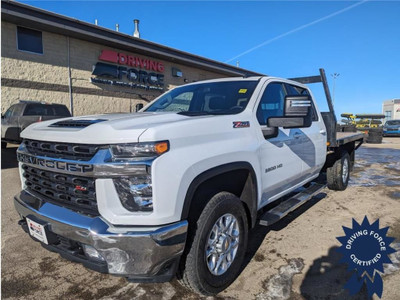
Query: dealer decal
91,49,165,91
233,121,250,128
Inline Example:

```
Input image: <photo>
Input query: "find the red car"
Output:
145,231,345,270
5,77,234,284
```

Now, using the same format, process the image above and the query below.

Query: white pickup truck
14,69,364,295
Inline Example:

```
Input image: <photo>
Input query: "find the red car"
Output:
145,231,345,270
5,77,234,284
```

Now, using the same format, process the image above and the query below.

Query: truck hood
20,112,210,144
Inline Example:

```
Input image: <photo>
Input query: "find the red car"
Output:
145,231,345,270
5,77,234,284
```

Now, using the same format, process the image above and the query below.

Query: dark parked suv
1,101,71,148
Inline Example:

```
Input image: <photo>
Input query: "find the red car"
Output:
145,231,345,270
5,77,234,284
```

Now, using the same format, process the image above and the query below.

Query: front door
255,81,304,207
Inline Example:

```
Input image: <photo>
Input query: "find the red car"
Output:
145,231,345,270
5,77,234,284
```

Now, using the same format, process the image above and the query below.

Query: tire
1,141,6,149
327,152,350,191
178,192,248,296
366,129,383,144
367,135,383,144
342,125,356,132
368,128,383,133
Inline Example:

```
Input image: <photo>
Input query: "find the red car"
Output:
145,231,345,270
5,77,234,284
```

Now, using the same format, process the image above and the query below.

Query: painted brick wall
1,21,228,116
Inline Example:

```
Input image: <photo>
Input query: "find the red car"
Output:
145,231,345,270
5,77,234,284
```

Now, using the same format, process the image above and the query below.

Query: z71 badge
233,121,250,128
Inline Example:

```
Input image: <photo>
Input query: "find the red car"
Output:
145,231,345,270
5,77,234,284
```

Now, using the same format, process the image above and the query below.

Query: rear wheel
178,192,248,296
327,152,350,191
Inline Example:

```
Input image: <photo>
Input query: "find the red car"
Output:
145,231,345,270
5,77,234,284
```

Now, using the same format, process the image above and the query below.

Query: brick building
1,0,261,116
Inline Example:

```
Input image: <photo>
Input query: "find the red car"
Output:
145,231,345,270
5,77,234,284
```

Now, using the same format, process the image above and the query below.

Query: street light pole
331,73,340,105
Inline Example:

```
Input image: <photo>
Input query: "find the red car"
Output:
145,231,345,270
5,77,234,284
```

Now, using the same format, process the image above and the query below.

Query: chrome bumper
14,191,187,282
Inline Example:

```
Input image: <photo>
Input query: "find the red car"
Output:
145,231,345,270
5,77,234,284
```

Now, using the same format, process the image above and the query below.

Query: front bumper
14,190,187,282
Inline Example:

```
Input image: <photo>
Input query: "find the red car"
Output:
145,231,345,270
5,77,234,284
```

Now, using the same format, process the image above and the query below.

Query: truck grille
23,139,101,161
22,165,98,216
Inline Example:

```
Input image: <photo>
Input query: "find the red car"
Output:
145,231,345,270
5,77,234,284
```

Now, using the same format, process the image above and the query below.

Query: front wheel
327,152,350,191
178,192,248,296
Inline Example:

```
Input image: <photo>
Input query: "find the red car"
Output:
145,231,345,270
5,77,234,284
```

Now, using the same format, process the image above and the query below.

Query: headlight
109,141,169,162
113,175,153,212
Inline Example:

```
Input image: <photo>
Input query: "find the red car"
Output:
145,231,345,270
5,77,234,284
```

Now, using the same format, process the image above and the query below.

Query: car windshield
144,80,259,115
386,120,400,126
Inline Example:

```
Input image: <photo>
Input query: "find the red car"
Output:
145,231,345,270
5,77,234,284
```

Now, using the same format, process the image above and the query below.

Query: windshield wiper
177,111,212,116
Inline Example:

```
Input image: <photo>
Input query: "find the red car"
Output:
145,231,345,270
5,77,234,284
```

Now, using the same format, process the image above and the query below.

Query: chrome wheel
342,158,349,183
205,213,240,276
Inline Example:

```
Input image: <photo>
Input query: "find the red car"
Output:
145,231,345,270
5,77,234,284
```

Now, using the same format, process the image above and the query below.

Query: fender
180,162,258,227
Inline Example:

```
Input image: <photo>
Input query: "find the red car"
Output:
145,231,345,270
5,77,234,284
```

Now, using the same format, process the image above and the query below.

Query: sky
18,0,400,118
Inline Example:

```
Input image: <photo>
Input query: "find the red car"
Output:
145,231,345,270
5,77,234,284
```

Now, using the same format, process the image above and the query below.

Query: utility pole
331,73,340,105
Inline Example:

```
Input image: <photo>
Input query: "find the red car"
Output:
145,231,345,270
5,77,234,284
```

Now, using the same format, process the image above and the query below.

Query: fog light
82,244,105,261
113,176,153,212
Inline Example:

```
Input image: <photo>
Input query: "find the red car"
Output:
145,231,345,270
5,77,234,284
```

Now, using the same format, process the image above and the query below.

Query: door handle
319,130,327,135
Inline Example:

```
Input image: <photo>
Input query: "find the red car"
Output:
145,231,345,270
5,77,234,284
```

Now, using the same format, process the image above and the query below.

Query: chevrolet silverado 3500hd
14,69,364,295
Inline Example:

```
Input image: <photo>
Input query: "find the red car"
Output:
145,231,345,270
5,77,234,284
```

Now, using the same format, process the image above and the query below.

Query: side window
285,83,318,121
17,27,43,54
53,105,71,117
256,82,286,125
12,104,24,116
4,105,16,118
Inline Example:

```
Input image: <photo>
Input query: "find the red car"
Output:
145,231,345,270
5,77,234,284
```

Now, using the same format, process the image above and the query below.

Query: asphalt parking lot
2,139,400,300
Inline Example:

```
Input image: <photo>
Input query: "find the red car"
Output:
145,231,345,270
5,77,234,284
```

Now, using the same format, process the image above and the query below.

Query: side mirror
267,95,312,129
284,95,312,117
135,103,144,112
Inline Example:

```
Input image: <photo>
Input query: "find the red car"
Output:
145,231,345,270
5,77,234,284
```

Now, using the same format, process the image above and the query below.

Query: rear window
23,104,71,116
24,104,54,116
53,105,71,117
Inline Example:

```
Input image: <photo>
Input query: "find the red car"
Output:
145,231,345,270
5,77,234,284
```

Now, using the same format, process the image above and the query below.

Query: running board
259,183,326,226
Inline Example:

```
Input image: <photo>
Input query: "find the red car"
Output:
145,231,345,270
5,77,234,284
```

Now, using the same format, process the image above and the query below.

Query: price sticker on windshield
238,89,247,94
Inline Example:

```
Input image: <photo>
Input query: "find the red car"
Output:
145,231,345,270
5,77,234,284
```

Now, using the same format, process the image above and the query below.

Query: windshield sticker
233,121,250,128
238,89,248,94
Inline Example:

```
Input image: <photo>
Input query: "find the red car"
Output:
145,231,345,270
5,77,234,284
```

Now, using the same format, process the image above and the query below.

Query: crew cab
14,69,364,295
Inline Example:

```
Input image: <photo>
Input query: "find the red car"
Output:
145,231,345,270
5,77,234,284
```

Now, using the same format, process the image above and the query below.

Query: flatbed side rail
289,68,337,147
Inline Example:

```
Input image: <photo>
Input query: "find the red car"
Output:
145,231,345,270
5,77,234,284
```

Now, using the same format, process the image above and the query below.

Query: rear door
255,81,304,207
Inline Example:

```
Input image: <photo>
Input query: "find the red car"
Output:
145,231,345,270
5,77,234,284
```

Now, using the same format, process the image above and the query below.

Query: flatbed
336,131,365,146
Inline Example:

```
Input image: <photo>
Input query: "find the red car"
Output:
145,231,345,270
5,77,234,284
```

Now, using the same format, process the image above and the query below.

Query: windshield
386,120,400,126
145,80,258,115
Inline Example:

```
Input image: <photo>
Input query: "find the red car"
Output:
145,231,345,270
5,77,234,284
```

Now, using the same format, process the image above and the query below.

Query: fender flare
180,161,258,227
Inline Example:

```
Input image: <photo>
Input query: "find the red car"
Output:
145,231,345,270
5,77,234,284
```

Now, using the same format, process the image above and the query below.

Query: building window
17,26,43,54
384,111,392,120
